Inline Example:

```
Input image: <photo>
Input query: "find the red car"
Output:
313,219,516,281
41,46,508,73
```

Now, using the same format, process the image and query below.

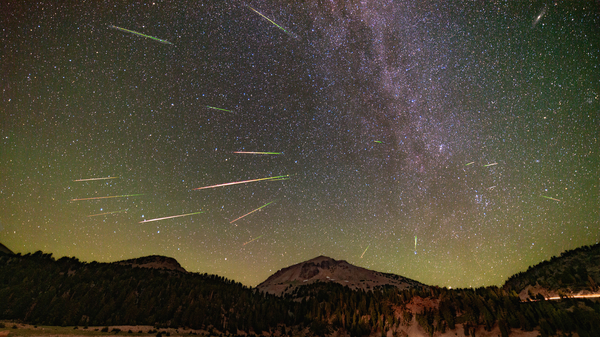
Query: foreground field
0,323,205,337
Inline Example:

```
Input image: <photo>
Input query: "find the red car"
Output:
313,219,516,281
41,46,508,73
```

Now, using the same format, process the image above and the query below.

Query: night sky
1,0,598,288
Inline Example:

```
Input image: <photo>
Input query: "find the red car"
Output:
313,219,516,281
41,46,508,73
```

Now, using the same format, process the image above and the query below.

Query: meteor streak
465,162,475,166
243,235,263,246
484,162,498,167
230,201,275,224
360,244,370,258
205,105,232,112
109,25,173,45
542,196,561,202
74,176,119,182
140,211,204,223
193,175,289,190
71,194,144,201
233,151,282,155
88,209,127,217
414,236,417,254
374,141,383,144
246,6,297,38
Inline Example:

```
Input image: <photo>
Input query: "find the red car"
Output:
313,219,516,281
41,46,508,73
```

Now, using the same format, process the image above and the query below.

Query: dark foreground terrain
1,244,600,336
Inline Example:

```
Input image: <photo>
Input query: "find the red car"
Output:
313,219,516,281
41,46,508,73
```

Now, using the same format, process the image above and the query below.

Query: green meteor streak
109,25,173,45
360,244,370,258
233,151,282,155
206,105,232,112
246,6,298,38
542,195,561,202
415,236,417,252
243,235,264,246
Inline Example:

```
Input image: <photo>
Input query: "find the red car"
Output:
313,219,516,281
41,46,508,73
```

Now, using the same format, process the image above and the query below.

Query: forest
1,246,599,337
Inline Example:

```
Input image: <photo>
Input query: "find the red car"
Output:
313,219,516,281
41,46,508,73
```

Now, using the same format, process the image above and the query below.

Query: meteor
139,211,204,223
243,235,263,246
374,141,383,144
484,162,498,167
542,196,561,202
109,25,173,45
74,176,119,182
230,201,276,224
360,244,370,258
465,162,475,166
71,194,144,201
88,209,127,217
193,175,289,190
246,5,297,38
233,151,282,155
205,105,232,112
414,235,417,254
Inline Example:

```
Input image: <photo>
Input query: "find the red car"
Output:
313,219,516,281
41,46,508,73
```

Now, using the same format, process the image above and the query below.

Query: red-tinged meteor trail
139,211,204,223
71,194,144,201
230,201,275,224
74,176,119,182
193,175,289,190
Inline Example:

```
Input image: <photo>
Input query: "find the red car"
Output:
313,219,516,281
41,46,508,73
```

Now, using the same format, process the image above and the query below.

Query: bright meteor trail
542,196,562,202
246,6,297,38
230,201,276,224
415,236,418,253
74,176,119,182
484,162,498,167
70,194,144,201
243,235,264,246
139,211,204,223
233,151,282,155
193,175,289,190
109,25,173,45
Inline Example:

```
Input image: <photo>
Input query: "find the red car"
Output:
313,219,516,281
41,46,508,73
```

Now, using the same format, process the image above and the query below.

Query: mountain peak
257,256,425,296
0,242,13,255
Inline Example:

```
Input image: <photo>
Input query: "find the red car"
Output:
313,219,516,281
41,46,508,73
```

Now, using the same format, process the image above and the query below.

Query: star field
1,0,598,288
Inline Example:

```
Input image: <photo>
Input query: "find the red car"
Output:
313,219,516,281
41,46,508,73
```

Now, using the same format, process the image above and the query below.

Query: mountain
257,255,426,296
504,243,600,300
115,255,187,273
0,242,13,255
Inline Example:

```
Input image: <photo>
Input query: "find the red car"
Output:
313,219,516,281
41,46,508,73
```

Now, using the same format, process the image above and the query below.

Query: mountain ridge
0,242,13,255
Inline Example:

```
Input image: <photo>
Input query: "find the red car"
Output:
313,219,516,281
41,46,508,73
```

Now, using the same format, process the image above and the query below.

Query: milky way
1,0,598,288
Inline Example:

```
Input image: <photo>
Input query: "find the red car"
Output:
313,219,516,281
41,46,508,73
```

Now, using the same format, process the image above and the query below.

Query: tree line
1,247,599,336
